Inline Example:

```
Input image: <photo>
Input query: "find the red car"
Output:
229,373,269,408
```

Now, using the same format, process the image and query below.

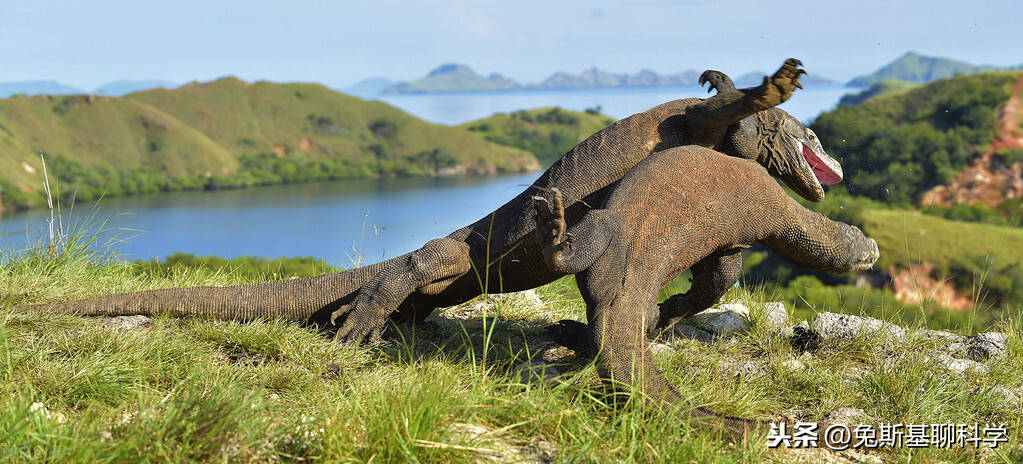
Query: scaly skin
533,147,878,437
20,59,819,339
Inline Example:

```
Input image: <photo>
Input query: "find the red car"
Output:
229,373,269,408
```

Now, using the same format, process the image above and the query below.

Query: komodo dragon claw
698,70,736,93
766,58,807,96
331,301,388,345
532,188,574,252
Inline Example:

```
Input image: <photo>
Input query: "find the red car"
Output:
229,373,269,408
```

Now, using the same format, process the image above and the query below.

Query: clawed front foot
758,58,807,105
532,188,575,272
841,223,879,272
330,298,390,345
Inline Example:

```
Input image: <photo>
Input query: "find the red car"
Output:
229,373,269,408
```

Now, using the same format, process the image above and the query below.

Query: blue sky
2,0,1019,89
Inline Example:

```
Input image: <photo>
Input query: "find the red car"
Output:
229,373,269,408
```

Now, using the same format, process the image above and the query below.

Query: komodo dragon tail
18,258,395,323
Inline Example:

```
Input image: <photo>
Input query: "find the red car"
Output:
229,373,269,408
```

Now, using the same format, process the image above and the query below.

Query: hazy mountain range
343,52,1023,95
353,64,835,96
6,52,1020,100
0,80,177,98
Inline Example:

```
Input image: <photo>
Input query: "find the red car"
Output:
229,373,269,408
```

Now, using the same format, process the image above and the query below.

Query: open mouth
801,142,842,185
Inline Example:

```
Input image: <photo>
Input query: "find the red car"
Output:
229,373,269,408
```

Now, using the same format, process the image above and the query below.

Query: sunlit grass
2,229,1021,462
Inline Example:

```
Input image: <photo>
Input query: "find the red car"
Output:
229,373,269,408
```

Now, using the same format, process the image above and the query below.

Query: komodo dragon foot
839,223,880,272
331,297,390,345
757,58,807,106
532,188,576,270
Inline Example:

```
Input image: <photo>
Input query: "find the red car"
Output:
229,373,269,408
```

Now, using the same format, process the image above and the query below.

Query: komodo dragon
531,147,878,434
21,59,843,344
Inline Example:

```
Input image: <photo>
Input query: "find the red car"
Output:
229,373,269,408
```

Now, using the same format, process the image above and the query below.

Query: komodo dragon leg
655,248,744,330
760,197,879,275
581,261,759,438
330,238,472,344
534,190,747,344
684,58,806,132
532,187,624,352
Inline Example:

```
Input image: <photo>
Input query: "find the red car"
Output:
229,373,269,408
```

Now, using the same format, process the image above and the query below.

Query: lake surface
1,86,849,265
1,173,540,267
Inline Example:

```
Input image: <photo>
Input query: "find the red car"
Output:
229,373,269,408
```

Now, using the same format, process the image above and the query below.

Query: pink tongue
802,143,841,185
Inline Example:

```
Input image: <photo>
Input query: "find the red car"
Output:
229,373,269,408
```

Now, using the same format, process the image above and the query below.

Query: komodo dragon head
748,108,842,202
723,108,842,202
709,72,843,202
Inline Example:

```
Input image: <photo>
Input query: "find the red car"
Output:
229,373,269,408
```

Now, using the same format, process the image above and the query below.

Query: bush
811,73,1016,205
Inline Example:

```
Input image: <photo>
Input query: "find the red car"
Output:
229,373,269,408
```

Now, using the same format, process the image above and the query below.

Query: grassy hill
0,78,539,212
461,107,615,165
811,72,1019,205
838,79,919,106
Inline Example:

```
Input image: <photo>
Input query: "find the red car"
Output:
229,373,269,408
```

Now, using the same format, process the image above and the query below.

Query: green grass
2,235,1021,462
863,208,1023,309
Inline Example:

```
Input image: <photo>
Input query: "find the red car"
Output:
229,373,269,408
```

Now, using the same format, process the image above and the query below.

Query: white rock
444,290,545,320
811,312,904,343
101,315,152,330
760,302,789,330
823,407,869,426
780,358,807,371
649,342,675,356
688,303,751,336
925,351,988,375
967,332,1007,361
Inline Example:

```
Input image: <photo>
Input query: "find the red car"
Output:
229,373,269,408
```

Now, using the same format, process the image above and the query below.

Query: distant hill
379,63,836,95
533,68,700,89
846,52,1019,87
0,80,85,98
838,79,919,106
342,77,395,97
382,64,520,94
0,78,538,212
96,80,177,96
460,107,615,164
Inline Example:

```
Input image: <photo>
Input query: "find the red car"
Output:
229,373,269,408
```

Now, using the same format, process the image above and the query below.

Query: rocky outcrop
809,312,905,343
890,262,973,311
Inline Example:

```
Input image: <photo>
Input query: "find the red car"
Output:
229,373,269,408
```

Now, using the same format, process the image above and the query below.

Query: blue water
0,86,848,265
1,173,540,267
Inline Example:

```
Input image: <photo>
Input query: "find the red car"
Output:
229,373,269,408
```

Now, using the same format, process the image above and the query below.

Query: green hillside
811,72,1019,205
864,209,1023,306
0,78,538,212
460,107,615,164
838,79,919,106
